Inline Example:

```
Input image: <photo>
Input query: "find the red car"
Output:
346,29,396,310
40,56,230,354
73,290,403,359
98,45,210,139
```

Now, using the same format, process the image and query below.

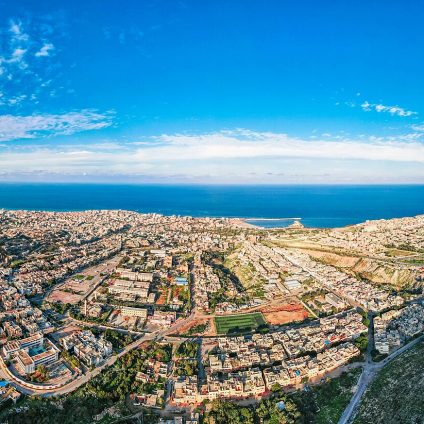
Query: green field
214,312,266,334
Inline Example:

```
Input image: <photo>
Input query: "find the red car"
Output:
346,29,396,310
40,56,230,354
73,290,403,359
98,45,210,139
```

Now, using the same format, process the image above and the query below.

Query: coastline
241,217,303,229
0,184,423,229
244,217,301,221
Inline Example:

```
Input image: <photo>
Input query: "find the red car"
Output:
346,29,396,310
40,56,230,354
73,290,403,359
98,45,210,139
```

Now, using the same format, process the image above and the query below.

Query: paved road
277,249,361,310
0,315,192,397
276,247,424,424
68,316,146,336
338,334,424,424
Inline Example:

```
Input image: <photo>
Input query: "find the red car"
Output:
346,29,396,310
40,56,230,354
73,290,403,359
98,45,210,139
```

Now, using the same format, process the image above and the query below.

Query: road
277,249,361,310
42,254,121,304
276,246,424,424
67,316,146,336
0,315,192,397
338,333,424,424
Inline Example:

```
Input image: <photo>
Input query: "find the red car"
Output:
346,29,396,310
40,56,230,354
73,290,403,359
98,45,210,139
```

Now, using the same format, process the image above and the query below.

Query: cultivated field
214,312,266,335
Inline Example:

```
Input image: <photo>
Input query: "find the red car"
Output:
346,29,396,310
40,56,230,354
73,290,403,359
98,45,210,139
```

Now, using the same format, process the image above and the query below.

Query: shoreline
1,208,422,231
240,217,302,230
244,217,301,221
234,217,304,230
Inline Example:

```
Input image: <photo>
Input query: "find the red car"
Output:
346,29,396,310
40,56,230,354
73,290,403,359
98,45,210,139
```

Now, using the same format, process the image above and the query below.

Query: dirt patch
155,288,167,305
47,290,82,304
262,303,308,325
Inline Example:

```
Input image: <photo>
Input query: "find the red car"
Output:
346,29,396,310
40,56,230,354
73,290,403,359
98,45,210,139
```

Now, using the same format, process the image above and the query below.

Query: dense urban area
0,209,423,423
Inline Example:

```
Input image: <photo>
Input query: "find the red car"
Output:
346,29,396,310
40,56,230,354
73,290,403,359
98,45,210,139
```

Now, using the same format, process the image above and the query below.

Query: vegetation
175,341,198,358
301,289,327,302
202,250,250,309
214,312,267,335
29,365,49,383
1,343,171,424
186,322,208,335
385,243,424,254
49,301,70,315
10,259,25,269
90,328,134,350
174,359,198,376
293,368,361,423
204,369,361,424
354,334,368,352
355,341,424,424
61,350,81,370
69,305,112,325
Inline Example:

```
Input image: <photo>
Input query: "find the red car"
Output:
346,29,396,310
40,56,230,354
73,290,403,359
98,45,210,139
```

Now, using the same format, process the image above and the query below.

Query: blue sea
0,183,423,228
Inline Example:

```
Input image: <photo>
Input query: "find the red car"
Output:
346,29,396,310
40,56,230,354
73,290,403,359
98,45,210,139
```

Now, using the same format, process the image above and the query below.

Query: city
1,0,424,422
0,209,423,422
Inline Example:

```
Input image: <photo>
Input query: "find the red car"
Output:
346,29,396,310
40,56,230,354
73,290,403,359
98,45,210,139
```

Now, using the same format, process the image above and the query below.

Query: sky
0,0,424,184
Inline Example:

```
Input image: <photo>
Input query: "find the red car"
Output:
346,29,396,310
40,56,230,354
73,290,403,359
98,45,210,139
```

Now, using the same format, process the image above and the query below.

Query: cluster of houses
60,330,113,366
0,281,53,346
173,342,359,405
280,248,404,313
158,413,200,424
210,311,366,371
262,342,360,387
316,215,424,256
374,302,424,354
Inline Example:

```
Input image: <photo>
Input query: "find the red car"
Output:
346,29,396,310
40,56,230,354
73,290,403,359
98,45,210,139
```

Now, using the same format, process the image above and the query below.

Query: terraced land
354,341,424,424
214,312,266,335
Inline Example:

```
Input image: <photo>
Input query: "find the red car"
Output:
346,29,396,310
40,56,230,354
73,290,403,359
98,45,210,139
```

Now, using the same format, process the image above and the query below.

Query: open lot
262,303,309,325
47,290,83,304
46,255,121,306
214,312,266,335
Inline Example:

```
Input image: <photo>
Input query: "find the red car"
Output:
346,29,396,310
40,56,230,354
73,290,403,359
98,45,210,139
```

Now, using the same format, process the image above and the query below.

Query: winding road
0,315,192,397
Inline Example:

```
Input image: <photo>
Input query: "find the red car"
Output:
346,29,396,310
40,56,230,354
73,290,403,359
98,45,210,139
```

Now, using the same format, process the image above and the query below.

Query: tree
271,382,282,393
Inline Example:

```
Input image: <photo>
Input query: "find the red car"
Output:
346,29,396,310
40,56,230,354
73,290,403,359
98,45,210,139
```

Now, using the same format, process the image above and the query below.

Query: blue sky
0,0,423,183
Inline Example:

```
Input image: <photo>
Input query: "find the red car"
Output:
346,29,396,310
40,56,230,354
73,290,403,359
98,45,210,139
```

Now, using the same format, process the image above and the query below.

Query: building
284,279,302,292
60,330,113,366
325,293,345,309
175,277,189,286
116,269,153,282
3,332,44,359
120,306,148,320
151,249,166,258
11,337,60,374
109,279,150,298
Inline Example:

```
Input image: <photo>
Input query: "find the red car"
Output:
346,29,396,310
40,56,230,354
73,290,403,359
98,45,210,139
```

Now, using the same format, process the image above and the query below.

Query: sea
0,183,423,229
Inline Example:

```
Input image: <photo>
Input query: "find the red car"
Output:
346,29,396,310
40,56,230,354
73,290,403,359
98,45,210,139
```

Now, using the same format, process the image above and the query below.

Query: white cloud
35,43,54,57
0,129,423,183
361,101,417,117
9,20,28,42
0,18,57,107
137,130,424,163
411,124,424,132
0,110,113,142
